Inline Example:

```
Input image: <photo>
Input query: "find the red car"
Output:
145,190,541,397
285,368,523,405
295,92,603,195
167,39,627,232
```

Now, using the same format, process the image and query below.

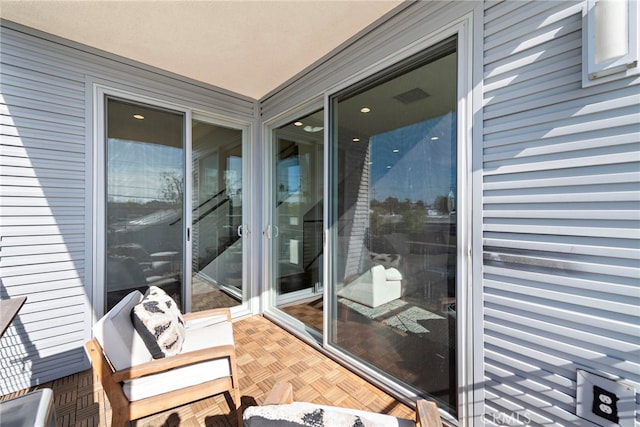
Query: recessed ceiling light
431,136,439,141
133,114,145,120
392,149,400,153
303,126,323,133
352,137,360,142
386,165,392,169
360,107,371,113
294,121,303,127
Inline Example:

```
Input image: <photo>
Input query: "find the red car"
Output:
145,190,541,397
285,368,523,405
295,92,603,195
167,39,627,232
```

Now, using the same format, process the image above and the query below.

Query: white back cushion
370,264,387,285
93,291,153,371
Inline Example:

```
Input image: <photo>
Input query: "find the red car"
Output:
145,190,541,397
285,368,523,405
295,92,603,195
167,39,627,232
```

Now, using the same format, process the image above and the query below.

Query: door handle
264,225,279,239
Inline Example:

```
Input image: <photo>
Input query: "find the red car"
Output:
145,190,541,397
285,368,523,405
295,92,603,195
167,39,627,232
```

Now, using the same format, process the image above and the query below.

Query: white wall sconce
583,0,639,86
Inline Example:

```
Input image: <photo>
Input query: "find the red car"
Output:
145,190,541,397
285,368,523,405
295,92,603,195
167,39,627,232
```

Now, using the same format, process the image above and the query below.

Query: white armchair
85,289,241,426
338,264,402,308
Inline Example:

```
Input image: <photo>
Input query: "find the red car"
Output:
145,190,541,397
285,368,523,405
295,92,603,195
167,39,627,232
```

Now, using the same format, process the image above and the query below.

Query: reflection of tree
433,195,448,214
159,172,184,205
402,208,425,232
369,195,451,235
384,197,400,215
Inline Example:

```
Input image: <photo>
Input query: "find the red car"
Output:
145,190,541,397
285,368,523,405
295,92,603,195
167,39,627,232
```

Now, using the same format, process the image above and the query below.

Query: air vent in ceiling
393,88,430,104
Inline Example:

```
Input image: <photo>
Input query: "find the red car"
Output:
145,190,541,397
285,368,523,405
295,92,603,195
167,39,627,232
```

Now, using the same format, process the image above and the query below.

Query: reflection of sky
227,156,243,194
370,113,456,204
108,138,183,202
277,157,301,203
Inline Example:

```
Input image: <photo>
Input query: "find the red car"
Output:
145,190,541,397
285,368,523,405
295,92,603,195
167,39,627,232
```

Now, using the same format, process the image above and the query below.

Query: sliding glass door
191,118,244,310
329,37,458,413
104,96,249,313
271,109,324,332
105,98,185,310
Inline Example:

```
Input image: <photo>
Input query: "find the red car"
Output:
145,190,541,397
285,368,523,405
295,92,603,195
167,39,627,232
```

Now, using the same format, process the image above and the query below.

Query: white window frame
583,0,640,86
91,83,255,320
322,13,474,426
92,84,191,318
261,97,325,340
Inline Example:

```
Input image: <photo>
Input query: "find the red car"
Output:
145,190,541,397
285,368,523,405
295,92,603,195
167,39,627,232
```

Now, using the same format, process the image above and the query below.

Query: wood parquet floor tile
1,315,414,426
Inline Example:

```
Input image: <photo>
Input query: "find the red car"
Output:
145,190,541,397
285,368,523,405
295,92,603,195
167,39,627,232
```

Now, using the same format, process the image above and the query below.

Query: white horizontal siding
0,20,257,395
481,1,640,426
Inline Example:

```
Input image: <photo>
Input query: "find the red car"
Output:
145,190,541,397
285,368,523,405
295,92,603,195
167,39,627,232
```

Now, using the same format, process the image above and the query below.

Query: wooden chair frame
261,381,442,427
86,307,242,426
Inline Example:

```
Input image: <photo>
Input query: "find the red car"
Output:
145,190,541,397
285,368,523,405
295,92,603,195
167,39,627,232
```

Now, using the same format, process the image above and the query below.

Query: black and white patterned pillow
131,286,185,358
243,403,398,427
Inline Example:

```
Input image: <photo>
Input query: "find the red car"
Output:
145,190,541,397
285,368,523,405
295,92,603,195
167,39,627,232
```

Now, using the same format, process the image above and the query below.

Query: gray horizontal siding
0,23,89,394
482,1,640,426
0,20,257,395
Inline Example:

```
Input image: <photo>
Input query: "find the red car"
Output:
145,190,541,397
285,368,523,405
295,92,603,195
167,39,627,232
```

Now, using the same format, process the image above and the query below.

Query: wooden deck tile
1,315,414,426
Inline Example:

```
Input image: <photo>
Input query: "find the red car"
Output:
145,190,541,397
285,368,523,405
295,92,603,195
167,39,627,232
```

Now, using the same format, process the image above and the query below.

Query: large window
329,37,458,413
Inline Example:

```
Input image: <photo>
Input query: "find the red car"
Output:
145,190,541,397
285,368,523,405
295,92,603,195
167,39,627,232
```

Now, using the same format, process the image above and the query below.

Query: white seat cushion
93,291,153,371
122,357,231,401
122,320,234,401
183,320,234,351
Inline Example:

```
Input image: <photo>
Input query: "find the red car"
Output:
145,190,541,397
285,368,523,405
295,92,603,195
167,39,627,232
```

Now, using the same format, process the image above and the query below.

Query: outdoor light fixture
133,114,145,120
294,121,303,126
352,137,360,142
431,136,439,141
594,0,629,63
583,0,639,84
360,107,371,113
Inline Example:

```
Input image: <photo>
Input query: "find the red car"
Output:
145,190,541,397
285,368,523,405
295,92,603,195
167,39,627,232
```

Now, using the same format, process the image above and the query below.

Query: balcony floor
1,315,414,426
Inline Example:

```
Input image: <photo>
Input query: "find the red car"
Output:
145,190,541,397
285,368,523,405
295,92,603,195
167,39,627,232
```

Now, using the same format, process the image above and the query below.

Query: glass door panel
272,109,324,332
105,98,185,311
191,119,243,311
330,38,458,413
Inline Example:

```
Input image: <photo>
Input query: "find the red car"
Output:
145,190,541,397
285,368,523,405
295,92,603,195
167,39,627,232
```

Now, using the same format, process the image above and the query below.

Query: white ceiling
0,0,405,99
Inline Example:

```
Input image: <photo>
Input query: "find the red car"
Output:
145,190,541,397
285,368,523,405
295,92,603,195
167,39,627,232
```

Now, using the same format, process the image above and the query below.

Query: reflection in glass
105,99,184,311
191,120,243,311
330,38,458,413
273,109,324,332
